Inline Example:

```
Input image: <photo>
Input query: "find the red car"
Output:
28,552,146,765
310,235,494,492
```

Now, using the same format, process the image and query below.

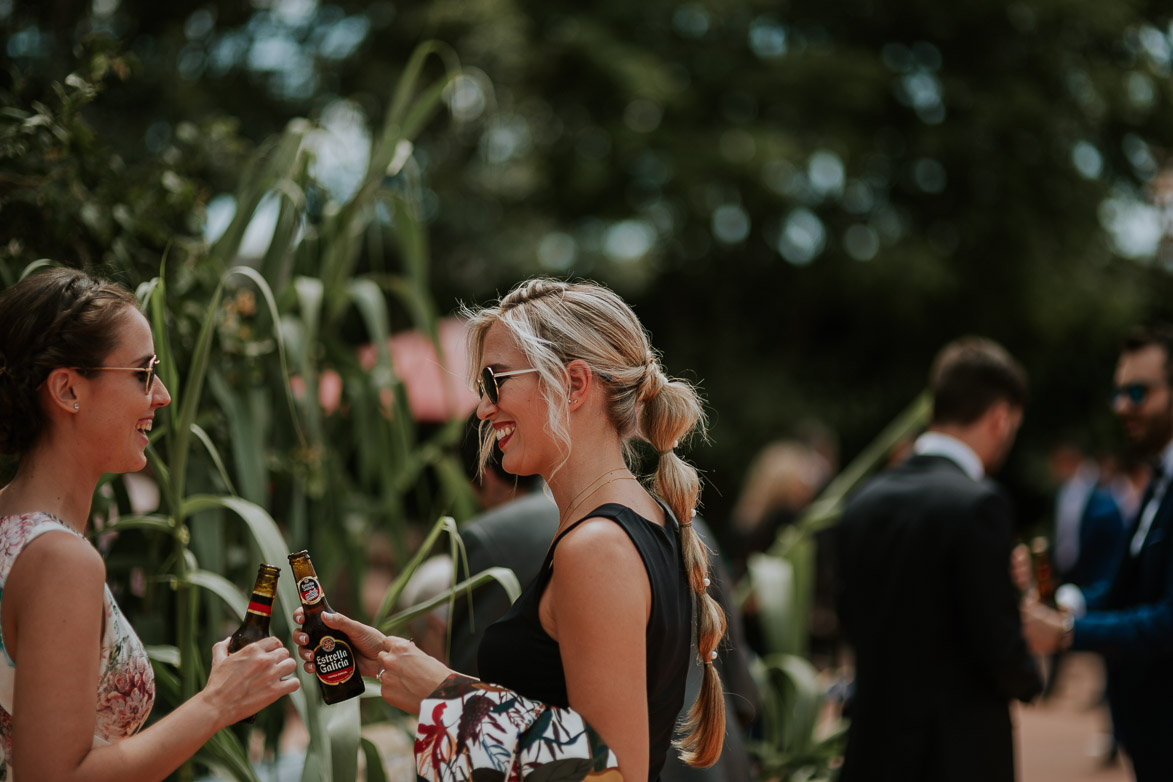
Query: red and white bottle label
313,635,357,685
298,576,323,606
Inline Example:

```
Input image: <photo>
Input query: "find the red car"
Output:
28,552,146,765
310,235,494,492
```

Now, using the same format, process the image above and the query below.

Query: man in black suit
835,337,1043,782
1025,325,1173,781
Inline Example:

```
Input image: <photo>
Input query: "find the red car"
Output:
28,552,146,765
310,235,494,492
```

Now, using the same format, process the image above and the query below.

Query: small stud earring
73,403,80,410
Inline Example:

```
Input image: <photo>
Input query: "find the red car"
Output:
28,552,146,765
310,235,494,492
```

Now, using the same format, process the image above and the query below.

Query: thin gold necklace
560,471,638,526
562,468,628,513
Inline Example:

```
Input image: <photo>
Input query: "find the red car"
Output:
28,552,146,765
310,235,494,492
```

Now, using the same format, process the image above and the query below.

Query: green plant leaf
207,371,269,505
208,124,309,266
765,653,823,755
191,421,238,497
181,494,346,780
181,568,248,620
379,567,521,635
144,644,182,668
170,277,227,509
100,513,184,538
17,258,57,280
360,736,390,782
375,515,459,621
228,265,306,449
326,699,362,782
199,727,260,782
747,553,795,656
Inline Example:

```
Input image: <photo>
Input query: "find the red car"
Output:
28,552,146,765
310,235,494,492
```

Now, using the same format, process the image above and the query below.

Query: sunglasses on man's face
476,366,538,405
1111,381,1162,407
80,355,161,395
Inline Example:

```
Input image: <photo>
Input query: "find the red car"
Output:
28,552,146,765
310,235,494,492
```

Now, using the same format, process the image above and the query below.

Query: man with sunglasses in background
1024,324,1173,781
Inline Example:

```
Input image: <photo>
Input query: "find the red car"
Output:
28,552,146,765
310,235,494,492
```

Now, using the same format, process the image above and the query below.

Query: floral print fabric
415,673,622,781
0,513,155,779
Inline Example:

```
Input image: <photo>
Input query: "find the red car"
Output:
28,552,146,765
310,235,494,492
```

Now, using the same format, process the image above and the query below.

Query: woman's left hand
376,636,454,715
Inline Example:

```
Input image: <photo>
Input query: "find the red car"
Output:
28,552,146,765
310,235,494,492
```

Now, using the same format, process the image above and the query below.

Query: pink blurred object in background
362,316,478,423
291,317,477,423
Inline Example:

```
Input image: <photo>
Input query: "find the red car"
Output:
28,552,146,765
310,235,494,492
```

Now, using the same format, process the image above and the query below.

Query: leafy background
4,0,1173,779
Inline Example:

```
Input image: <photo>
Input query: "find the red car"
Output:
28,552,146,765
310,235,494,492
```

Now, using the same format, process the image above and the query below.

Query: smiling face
474,322,557,478
77,308,171,474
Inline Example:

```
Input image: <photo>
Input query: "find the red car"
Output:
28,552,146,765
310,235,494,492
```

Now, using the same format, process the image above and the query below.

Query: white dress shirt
913,431,985,482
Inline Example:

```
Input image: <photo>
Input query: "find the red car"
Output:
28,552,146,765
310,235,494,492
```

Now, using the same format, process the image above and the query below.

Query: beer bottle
228,563,281,724
1030,536,1057,608
288,550,365,705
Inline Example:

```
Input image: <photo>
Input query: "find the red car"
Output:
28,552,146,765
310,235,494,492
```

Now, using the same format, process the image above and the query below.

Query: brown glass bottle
1030,536,1057,608
288,550,365,705
228,564,281,724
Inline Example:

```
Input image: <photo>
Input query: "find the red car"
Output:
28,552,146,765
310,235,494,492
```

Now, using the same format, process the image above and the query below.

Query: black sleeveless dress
477,501,692,781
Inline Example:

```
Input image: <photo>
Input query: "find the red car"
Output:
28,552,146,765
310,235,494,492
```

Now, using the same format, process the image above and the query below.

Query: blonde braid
638,364,726,767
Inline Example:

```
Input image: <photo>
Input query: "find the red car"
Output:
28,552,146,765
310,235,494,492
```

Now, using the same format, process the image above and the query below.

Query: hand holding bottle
1010,543,1032,594
292,607,386,678
291,608,452,715
201,637,299,728
1020,596,1070,656
288,550,365,704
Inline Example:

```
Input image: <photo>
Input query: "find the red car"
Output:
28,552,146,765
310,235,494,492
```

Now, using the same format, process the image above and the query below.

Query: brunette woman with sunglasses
0,268,299,781
293,278,726,781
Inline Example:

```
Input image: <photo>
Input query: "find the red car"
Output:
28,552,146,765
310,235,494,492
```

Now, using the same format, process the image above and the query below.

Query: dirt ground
1016,652,1133,782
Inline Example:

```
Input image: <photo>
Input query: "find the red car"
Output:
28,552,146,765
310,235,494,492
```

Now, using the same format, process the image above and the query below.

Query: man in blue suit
1025,325,1173,781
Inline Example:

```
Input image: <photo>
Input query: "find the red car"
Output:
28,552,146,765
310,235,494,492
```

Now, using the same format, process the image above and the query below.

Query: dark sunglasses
476,366,538,404
79,355,160,395
1111,381,1160,407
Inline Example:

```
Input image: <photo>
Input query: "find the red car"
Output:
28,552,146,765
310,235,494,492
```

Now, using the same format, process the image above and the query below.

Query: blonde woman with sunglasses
0,268,299,781
294,278,726,781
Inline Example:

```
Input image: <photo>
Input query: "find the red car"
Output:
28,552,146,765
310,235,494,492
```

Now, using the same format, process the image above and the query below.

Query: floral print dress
416,673,622,781
0,512,155,780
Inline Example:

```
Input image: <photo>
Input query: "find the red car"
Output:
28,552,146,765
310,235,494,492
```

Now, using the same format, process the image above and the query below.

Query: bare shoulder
551,517,648,593
11,528,105,588
554,516,639,565
4,527,105,655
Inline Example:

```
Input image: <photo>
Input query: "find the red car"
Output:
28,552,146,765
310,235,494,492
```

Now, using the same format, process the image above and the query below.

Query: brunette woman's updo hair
463,278,727,767
0,268,136,456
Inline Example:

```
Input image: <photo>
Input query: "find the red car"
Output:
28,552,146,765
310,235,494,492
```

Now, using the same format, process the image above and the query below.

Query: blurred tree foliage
6,0,1173,541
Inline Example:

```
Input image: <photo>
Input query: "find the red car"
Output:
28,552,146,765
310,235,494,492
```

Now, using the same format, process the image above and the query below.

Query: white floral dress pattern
0,512,155,780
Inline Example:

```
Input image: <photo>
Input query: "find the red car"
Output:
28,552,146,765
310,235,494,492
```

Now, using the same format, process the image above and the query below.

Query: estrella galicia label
297,576,323,605
313,635,356,685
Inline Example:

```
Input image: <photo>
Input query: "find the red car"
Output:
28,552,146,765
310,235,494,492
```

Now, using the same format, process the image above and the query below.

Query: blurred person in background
0,268,298,781
447,412,558,677
730,438,828,565
1039,441,1140,763
834,337,1042,782
1024,325,1173,781
731,434,841,665
1048,442,1135,595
